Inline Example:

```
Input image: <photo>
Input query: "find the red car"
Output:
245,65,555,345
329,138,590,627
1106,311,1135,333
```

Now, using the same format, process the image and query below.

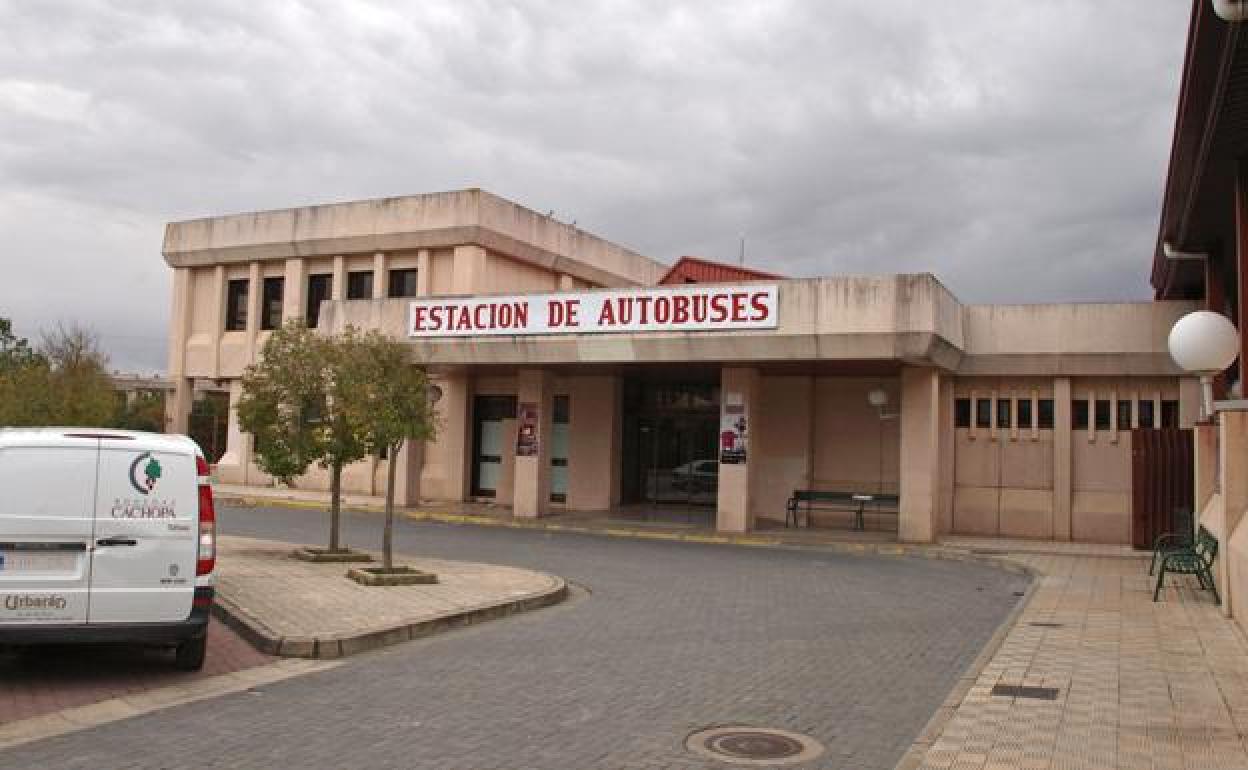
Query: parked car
0,428,216,670
672,459,719,493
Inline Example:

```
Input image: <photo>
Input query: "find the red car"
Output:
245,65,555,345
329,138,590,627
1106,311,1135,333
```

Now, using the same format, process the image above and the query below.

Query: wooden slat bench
785,490,900,530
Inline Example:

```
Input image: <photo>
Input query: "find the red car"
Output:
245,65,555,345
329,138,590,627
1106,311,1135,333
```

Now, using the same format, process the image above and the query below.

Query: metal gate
1130,428,1193,550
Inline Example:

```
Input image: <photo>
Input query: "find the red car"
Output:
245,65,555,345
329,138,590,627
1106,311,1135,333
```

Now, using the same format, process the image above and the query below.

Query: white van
0,428,217,670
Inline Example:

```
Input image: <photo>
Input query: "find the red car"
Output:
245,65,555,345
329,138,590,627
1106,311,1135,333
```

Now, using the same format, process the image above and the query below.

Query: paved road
1,505,1028,770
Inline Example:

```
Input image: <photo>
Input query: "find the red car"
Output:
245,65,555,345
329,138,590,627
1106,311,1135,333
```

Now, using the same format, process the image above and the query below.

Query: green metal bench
1148,506,1194,577
1153,525,1219,604
785,490,899,530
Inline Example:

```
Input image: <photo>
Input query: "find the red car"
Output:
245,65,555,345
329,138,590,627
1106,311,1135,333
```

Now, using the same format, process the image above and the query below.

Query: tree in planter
338,329,437,582
236,321,370,559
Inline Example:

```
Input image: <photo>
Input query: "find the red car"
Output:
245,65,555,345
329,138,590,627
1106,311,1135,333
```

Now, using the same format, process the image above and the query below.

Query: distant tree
114,390,167,433
39,322,116,427
236,321,369,554
338,329,437,570
0,318,40,373
0,318,50,426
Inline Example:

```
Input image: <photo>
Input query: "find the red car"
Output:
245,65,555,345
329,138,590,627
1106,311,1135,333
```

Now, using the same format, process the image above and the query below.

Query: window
347,270,374,300
1038,399,1054,429
1138,400,1155,428
954,399,971,428
1094,400,1111,430
1117,400,1132,430
387,268,419,298
1072,400,1089,430
975,399,992,428
996,399,1012,428
306,274,332,328
261,276,284,331
1017,399,1033,429
1161,400,1180,428
225,279,249,331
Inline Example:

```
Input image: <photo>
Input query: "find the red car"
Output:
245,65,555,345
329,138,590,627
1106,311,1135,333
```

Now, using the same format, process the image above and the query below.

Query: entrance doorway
622,381,719,505
471,395,516,498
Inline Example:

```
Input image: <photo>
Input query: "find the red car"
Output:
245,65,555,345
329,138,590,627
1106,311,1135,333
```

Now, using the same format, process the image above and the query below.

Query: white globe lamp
1168,311,1240,419
867,388,889,408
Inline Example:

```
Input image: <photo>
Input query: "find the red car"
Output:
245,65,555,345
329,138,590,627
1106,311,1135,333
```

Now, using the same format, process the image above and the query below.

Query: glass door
472,396,515,497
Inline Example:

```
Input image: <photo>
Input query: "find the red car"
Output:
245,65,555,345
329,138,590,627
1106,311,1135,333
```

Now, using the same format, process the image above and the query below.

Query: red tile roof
658,256,784,285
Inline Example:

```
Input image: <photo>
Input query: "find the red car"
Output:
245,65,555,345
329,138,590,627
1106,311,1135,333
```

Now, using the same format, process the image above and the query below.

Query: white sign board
408,284,779,338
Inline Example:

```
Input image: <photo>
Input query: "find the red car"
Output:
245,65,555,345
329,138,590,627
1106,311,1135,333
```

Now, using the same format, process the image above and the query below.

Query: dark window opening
387,268,419,298
347,270,374,300
975,399,992,428
1139,400,1156,428
1072,400,1089,430
997,399,1012,428
261,276,284,331
1094,400,1111,430
225,279,249,331
306,274,332,328
954,398,971,428
1117,400,1132,430
1038,399,1055,429
1017,399,1033,429
1161,400,1180,428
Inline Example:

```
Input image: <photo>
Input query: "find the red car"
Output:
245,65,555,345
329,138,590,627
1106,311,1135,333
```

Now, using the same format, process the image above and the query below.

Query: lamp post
1167,311,1240,420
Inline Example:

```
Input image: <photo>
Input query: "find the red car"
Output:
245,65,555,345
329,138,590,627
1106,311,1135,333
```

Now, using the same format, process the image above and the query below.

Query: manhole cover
685,726,824,766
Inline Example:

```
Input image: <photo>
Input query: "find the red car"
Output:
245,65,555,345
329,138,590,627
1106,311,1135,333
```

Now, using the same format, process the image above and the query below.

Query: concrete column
331,256,346,301
283,257,306,324
513,369,554,518
936,374,955,536
1053,377,1073,541
394,438,423,506
1221,410,1248,538
372,252,387,299
417,249,432,296
1195,422,1218,527
567,375,621,510
420,372,472,502
244,261,261,361
169,378,192,436
217,380,252,484
716,367,759,533
899,367,941,543
167,267,193,435
1179,377,1201,428
210,265,225,377
452,245,488,294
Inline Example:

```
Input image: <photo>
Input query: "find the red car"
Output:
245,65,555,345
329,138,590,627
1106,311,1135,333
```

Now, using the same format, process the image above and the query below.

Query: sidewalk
215,536,567,659
903,545,1248,770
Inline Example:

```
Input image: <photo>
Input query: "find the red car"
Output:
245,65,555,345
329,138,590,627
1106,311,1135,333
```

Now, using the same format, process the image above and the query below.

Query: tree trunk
329,461,342,552
383,441,400,570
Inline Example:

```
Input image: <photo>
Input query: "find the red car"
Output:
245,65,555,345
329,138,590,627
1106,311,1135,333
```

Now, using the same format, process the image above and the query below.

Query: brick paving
0,617,272,727
907,547,1248,770
215,535,564,656
0,504,1026,770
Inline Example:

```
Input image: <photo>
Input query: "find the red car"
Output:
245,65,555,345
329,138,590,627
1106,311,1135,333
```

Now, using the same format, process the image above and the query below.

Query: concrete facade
164,189,1198,544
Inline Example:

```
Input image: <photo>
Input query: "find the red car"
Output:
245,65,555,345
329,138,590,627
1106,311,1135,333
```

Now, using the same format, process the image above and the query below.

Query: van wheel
174,634,207,671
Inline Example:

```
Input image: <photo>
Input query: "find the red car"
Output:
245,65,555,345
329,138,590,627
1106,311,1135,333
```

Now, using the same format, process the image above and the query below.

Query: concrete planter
291,547,373,563
346,566,439,586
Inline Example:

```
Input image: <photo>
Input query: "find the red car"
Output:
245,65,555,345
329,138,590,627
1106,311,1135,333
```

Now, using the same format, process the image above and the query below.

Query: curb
892,556,1041,770
212,569,568,660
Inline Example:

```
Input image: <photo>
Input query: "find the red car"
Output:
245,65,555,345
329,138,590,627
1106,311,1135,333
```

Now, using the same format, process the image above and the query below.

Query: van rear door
89,437,198,624
0,434,96,625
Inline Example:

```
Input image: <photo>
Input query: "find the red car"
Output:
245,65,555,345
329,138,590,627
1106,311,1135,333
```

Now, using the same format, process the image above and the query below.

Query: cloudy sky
0,1,1191,372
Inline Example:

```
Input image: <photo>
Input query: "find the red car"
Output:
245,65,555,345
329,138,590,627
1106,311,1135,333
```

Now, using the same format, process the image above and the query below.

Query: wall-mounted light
1168,310,1240,419
867,387,899,420
1213,0,1248,23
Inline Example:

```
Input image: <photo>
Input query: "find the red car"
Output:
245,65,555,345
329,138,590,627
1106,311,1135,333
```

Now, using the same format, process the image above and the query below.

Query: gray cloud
0,0,1190,371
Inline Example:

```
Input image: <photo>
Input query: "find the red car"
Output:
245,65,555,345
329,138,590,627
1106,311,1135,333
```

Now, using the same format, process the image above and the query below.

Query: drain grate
991,684,1060,700
685,726,824,766
970,548,1008,555
1028,621,1065,628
